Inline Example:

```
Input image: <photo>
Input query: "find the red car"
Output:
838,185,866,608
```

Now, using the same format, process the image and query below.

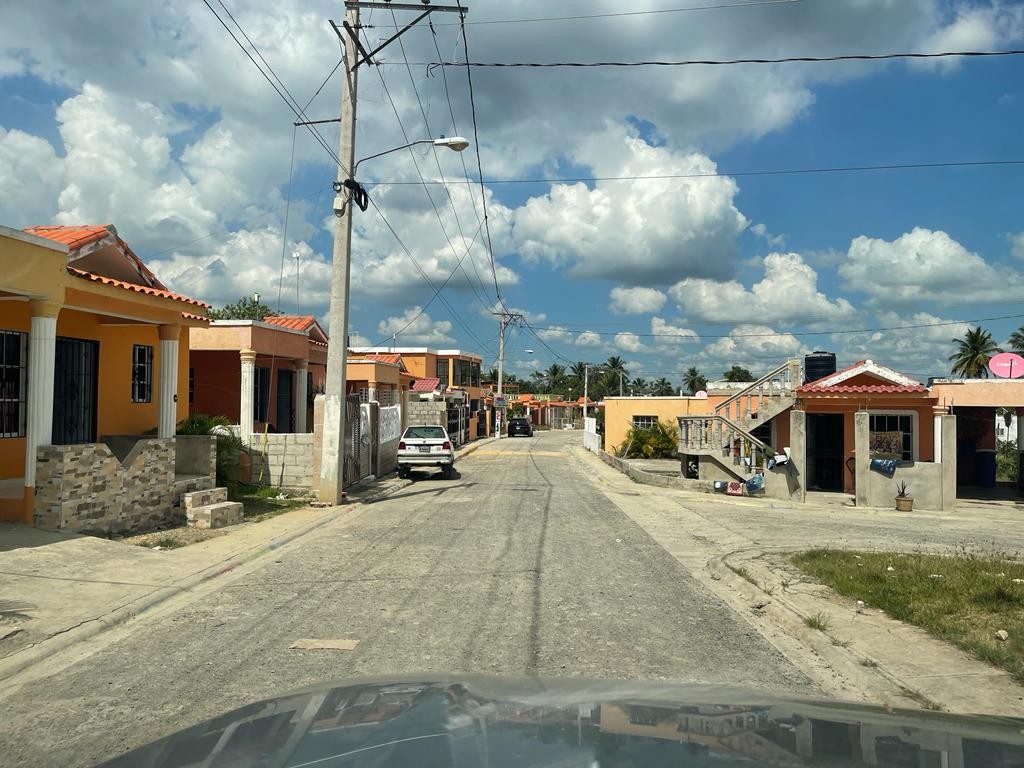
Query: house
189,316,329,442
0,224,215,531
604,396,711,454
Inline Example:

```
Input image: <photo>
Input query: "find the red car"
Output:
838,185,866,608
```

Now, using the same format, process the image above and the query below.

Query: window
471,361,481,388
436,358,449,388
632,415,658,430
189,367,195,405
0,330,27,438
131,344,153,403
307,371,315,406
254,366,270,421
869,413,914,461
378,388,392,406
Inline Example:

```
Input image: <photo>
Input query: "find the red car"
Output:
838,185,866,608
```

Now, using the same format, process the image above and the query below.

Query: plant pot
895,496,914,512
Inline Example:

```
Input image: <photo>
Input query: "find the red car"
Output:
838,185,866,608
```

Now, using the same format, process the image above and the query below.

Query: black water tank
804,351,837,384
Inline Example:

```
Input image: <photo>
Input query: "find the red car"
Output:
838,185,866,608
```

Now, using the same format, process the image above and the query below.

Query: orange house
0,224,210,526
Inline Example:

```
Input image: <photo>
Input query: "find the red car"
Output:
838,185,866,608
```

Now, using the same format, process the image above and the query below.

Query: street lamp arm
353,136,469,175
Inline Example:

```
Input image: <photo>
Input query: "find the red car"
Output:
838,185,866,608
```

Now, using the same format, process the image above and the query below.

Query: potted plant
895,480,913,512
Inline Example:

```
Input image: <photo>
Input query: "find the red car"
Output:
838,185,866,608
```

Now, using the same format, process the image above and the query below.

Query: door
276,368,294,433
52,337,99,445
807,413,844,491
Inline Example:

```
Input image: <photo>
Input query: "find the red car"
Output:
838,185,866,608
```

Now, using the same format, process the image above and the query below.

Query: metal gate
53,337,99,445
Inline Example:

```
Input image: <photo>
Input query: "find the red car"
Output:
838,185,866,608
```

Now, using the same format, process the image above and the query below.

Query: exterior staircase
677,358,801,481
184,487,243,529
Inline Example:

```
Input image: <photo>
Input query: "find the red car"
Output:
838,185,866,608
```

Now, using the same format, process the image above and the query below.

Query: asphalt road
0,430,812,768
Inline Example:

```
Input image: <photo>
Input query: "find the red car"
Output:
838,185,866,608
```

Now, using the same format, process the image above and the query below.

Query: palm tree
605,356,628,376
571,361,588,380
631,377,649,394
949,326,1002,378
545,364,566,392
682,366,708,395
1009,325,1024,354
653,377,674,396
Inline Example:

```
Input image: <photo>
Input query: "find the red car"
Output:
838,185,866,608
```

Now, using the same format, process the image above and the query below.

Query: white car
397,425,456,479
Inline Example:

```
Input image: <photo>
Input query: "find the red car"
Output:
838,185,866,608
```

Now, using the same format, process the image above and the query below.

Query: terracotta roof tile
66,267,210,308
25,224,112,250
264,315,316,331
799,384,929,394
412,378,441,392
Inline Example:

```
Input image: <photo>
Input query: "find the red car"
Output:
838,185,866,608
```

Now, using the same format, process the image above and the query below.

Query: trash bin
975,448,996,488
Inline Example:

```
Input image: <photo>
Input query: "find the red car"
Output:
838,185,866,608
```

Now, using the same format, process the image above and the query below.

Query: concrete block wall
249,433,316,489
404,398,447,428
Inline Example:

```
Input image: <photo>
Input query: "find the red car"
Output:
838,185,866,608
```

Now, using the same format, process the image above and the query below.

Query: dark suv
507,417,533,437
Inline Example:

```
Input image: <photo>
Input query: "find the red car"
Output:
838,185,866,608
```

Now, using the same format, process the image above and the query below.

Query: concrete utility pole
319,3,360,506
583,364,589,421
493,311,524,397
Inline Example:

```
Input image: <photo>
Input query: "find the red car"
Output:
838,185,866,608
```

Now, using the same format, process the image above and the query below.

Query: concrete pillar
295,360,309,433
1018,407,1024,491
854,411,870,508
157,325,180,438
239,349,257,446
933,405,945,464
941,414,957,511
24,300,60,518
367,382,378,403
789,409,807,503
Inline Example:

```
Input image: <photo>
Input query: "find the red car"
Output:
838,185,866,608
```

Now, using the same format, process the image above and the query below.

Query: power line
368,0,803,27
458,5,506,312
530,313,1024,340
416,48,1024,69
364,158,1024,186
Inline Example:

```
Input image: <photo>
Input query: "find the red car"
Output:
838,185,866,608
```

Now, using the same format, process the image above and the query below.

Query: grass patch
147,536,184,550
792,549,1024,683
803,612,832,632
229,484,309,522
728,564,759,587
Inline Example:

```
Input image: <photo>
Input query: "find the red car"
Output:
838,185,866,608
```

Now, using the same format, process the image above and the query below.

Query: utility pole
319,1,467,504
583,364,589,422
493,310,523,439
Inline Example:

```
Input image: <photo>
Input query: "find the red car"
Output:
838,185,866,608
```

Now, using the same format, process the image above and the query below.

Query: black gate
276,368,294,432
53,337,99,445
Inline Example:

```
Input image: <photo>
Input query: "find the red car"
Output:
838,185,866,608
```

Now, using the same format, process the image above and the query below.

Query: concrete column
157,325,180,438
933,406,945,464
789,409,807,503
295,360,309,433
1018,407,1024,491
941,414,957,511
24,300,60,502
239,349,257,446
367,382,378,403
854,411,870,508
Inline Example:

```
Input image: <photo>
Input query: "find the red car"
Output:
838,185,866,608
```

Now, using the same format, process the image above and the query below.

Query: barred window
131,345,153,403
0,330,27,438
869,413,914,461
436,358,449,388
254,366,270,420
632,415,658,430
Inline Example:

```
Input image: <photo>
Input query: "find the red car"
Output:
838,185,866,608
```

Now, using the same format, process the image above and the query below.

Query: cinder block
187,501,243,529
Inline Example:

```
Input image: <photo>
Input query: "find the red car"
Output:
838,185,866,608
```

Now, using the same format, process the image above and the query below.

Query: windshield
404,426,447,440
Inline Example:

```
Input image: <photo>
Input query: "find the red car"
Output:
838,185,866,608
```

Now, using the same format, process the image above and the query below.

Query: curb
0,503,354,687
456,437,496,459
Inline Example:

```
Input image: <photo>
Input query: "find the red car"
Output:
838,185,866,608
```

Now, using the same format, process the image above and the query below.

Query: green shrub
997,439,1018,482
177,414,245,487
617,420,679,459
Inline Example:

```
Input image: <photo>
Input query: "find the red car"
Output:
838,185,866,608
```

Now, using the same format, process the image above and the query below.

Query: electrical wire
364,158,1024,186
458,4,506,312
419,48,1024,69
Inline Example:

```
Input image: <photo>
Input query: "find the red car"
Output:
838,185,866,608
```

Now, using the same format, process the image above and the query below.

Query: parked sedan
507,417,533,437
397,425,456,479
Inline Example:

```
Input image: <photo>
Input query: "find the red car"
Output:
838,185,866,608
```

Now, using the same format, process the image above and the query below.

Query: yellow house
603,396,711,453
0,224,210,529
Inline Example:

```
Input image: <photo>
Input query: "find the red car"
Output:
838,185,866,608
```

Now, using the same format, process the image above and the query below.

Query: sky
2,0,1024,386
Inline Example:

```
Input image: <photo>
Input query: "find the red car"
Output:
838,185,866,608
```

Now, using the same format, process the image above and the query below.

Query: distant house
0,224,214,530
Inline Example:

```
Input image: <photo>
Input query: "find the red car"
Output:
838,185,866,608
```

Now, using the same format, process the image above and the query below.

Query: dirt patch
122,527,226,550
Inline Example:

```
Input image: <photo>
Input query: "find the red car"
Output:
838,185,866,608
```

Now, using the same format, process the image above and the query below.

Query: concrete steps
184,487,244,529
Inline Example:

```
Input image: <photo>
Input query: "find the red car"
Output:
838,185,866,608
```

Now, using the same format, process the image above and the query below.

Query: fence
584,417,601,454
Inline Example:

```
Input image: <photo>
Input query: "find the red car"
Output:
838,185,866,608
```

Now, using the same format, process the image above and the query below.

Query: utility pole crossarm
341,2,468,69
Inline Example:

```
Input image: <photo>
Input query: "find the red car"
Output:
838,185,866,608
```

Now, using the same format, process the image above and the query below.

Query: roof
26,224,166,290
799,359,923,394
799,383,929,394
66,267,210,308
264,315,316,332
25,224,111,250
412,378,441,392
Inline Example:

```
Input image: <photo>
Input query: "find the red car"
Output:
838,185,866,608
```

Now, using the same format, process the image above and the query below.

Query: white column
157,325,180,438
367,382,378,403
934,407,945,463
239,349,257,446
295,360,309,433
24,300,60,491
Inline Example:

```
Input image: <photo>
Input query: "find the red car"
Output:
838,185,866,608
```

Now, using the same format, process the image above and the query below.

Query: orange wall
0,303,191,480
190,350,242,423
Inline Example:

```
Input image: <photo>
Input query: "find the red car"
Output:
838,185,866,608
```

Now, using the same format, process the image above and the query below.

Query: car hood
96,674,1024,767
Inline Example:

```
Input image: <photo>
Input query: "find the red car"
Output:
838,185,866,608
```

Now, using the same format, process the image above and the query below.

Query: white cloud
751,223,786,248
513,123,748,285
575,331,604,348
915,5,1024,73
614,332,650,354
0,128,62,226
377,307,455,345
1010,232,1024,260
670,251,856,324
535,325,573,343
839,228,1018,309
609,286,667,315
651,317,699,345
834,311,971,380
699,325,806,372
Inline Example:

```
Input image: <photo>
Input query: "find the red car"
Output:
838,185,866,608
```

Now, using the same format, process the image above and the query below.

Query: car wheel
442,465,453,480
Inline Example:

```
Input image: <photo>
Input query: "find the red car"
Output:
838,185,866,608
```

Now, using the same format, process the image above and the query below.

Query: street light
353,136,470,175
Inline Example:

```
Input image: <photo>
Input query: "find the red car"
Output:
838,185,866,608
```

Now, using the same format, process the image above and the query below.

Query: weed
860,658,879,668
763,585,776,596
830,636,853,649
145,536,182,550
728,564,758,587
899,686,943,711
780,577,792,591
803,612,832,632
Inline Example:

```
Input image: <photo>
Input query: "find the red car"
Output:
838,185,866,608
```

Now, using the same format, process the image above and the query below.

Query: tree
723,365,754,382
484,367,499,383
570,361,588,380
949,326,1001,378
652,377,674,396
545,364,566,392
207,295,277,321
1009,325,1024,354
631,377,649,394
605,356,628,376
682,366,708,395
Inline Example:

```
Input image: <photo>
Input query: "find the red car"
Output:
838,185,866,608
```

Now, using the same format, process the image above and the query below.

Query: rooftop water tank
804,351,837,385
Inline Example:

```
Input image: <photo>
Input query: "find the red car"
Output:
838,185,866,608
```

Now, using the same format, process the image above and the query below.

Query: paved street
0,430,811,768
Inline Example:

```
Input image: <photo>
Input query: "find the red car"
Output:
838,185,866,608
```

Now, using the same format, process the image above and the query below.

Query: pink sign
988,352,1024,379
